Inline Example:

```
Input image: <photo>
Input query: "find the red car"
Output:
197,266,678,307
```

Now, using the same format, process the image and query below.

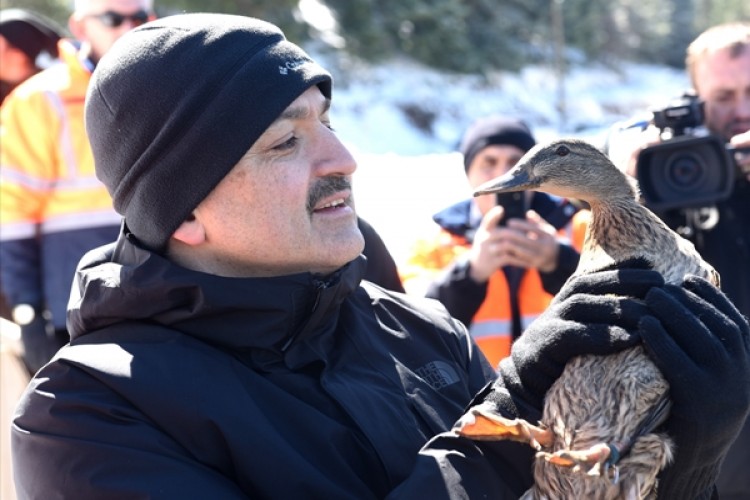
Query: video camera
636,93,735,212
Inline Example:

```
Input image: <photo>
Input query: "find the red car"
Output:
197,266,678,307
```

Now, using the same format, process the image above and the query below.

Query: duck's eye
555,145,570,156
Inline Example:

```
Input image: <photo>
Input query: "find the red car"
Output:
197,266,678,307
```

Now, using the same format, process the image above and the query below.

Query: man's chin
312,236,365,273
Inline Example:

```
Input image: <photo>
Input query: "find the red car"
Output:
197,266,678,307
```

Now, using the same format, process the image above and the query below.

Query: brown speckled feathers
468,139,718,499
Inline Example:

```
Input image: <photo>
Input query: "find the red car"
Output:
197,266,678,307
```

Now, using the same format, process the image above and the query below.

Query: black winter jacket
657,178,750,499
12,231,535,499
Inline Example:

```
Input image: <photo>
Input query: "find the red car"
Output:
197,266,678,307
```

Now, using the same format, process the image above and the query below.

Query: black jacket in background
657,178,750,316
359,216,405,293
12,231,534,499
658,179,750,499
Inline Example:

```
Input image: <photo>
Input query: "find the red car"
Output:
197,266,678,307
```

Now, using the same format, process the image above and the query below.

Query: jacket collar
68,231,366,370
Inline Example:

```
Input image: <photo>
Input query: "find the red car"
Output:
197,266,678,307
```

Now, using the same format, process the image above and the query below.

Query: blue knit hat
86,13,332,251
459,116,536,172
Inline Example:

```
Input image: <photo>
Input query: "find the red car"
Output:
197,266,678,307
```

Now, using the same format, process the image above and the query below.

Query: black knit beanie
0,9,63,63
459,116,536,172
85,13,332,252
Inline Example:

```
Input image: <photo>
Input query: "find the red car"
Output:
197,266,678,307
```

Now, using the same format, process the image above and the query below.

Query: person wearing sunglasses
70,0,154,65
0,0,155,376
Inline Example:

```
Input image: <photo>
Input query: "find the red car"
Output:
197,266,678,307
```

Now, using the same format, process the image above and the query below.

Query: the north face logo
416,361,460,390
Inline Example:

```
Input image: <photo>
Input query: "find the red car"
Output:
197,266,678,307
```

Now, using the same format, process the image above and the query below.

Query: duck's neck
577,197,658,274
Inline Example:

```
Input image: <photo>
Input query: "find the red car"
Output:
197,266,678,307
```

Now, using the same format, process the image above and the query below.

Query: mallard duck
456,139,719,499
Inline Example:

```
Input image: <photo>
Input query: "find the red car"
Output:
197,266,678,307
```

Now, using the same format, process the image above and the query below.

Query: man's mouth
730,123,750,137
308,176,353,213
316,198,347,211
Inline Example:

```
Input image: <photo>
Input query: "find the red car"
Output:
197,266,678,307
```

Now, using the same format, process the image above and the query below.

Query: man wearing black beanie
11,13,750,500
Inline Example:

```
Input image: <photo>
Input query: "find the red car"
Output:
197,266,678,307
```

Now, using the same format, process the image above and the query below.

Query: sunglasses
91,10,150,28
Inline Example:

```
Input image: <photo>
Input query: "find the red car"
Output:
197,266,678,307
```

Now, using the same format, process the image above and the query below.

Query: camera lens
666,152,704,190
636,135,734,211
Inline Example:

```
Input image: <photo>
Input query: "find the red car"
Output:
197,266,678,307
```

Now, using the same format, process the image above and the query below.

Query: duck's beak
473,167,537,197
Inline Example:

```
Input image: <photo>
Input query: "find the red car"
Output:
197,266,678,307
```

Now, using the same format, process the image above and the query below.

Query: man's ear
172,215,206,246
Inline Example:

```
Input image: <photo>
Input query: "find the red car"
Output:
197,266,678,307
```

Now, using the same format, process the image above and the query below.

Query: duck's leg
454,407,553,450
540,392,673,479
538,442,615,477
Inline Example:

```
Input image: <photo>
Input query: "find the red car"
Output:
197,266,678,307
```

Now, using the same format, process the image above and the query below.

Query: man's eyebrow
276,97,331,121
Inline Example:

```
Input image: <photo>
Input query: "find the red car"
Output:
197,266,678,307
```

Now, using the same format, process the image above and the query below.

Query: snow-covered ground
325,57,690,265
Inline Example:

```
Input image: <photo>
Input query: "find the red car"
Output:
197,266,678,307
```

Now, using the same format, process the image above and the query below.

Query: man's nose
315,127,357,176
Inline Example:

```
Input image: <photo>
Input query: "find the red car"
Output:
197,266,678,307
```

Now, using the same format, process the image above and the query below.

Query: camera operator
609,21,750,500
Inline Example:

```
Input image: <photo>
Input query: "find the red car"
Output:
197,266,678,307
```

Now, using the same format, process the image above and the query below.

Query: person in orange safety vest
402,116,589,368
0,0,156,374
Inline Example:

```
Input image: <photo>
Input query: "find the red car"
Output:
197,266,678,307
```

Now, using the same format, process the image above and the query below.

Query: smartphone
496,192,526,226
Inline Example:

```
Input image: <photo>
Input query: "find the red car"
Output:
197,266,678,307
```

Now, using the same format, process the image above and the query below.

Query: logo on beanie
279,58,309,75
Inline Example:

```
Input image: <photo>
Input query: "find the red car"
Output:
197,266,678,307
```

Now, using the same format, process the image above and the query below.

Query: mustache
307,176,352,212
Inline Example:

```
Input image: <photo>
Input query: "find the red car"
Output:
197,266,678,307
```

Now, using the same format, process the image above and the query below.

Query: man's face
0,34,36,83
188,86,364,278
0,35,36,83
466,144,526,216
694,45,750,141
71,0,153,63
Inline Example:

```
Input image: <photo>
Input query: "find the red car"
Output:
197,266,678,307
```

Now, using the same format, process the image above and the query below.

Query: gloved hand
19,311,56,375
638,275,750,500
474,263,664,422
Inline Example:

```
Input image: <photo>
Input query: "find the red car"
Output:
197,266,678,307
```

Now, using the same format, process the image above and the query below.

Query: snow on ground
320,56,691,265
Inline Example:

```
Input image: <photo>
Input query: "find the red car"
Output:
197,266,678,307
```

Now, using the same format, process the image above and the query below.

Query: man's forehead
275,88,330,122
75,0,152,13
478,144,526,158
697,47,750,90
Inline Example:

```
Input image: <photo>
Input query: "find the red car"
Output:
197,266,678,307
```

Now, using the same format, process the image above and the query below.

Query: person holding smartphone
403,116,587,367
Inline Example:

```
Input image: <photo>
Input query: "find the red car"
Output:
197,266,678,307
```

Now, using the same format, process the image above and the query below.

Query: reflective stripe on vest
470,270,554,368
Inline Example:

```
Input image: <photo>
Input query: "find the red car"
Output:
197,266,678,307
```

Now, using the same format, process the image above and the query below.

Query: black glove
19,312,58,375
638,275,750,500
477,265,664,422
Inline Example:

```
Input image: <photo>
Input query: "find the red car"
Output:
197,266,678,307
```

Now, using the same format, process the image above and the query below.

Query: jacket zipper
280,280,327,352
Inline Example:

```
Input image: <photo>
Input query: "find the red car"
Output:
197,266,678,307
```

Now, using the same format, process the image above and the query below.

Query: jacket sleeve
11,361,249,500
0,94,51,309
387,432,534,499
387,314,535,500
387,354,535,500
426,258,487,326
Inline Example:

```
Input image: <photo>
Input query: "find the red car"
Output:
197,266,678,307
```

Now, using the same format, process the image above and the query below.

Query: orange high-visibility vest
0,39,121,328
1,39,119,236
403,210,589,368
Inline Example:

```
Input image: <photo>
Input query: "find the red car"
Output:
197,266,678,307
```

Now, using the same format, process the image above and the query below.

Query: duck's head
473,139,637,203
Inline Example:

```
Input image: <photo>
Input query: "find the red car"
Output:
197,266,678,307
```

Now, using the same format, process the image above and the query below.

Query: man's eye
274,136,298,151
